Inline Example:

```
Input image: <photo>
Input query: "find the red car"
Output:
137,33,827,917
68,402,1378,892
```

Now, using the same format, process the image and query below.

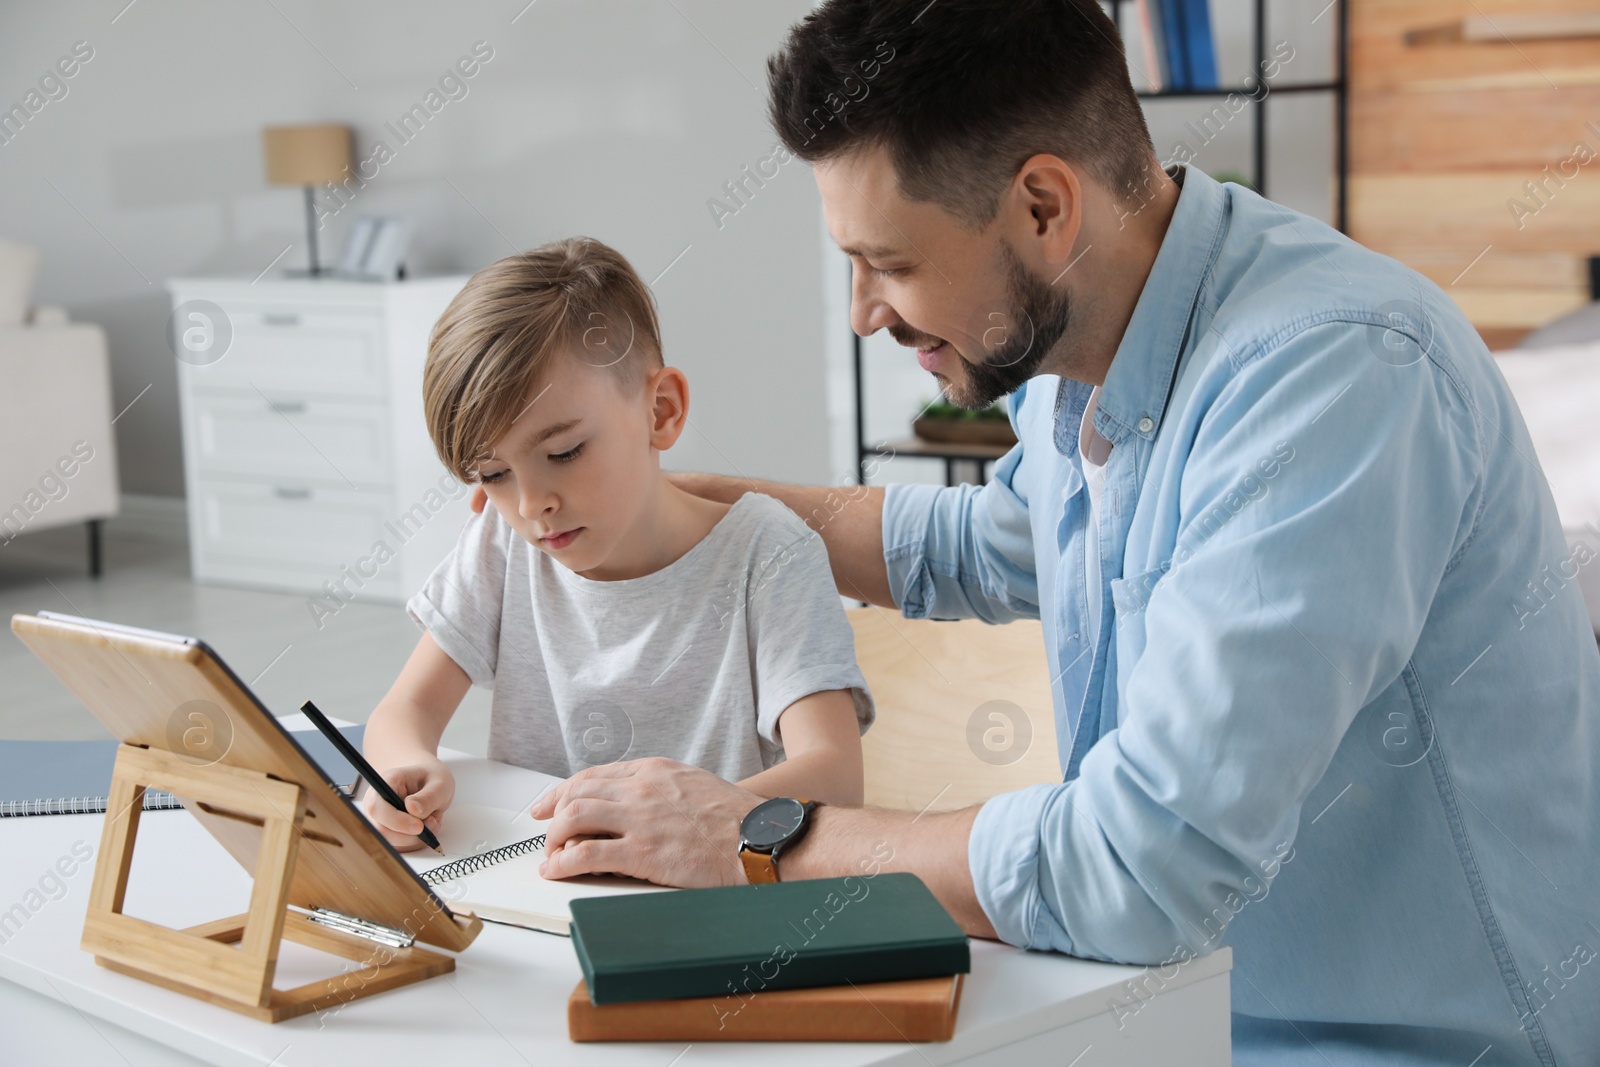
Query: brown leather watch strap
740,849,779,884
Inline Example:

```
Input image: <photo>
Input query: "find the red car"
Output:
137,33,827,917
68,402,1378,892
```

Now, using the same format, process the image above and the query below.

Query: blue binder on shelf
1176,0,1218,90
1151,0,1217,92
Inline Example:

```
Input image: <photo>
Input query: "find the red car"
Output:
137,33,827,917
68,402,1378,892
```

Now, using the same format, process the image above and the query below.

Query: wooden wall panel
1447,287,1590,330
1370,248,1584,292
1351,88,1600,172
1349,0,1600,346
1351,173,1600,251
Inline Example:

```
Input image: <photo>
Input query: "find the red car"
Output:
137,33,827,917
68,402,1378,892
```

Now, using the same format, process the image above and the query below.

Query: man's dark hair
767,0,1157,226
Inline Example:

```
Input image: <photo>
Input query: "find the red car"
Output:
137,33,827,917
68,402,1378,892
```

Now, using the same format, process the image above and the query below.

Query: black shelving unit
1112,0,1350,230
852,0,1349,486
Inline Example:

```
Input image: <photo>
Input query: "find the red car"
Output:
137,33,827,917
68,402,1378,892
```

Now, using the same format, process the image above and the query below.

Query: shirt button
1138,416,1155,433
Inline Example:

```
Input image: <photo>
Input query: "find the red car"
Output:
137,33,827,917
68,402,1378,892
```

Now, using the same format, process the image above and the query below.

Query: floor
0,516,493,754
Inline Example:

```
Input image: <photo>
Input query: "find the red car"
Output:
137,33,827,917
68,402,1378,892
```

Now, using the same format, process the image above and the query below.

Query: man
524,1,1600,1061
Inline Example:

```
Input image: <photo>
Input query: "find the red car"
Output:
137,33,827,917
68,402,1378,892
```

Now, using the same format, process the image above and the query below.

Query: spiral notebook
406,803,666,936
0,724,364,817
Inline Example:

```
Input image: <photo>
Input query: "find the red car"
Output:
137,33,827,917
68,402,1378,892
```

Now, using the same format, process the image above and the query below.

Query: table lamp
262,123,353,277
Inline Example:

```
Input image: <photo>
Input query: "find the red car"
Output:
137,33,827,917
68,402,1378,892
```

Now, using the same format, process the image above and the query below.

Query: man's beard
897,244,1073,410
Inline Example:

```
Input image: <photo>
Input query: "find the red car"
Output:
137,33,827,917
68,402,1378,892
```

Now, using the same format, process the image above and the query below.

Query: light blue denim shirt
883,166,1600,1065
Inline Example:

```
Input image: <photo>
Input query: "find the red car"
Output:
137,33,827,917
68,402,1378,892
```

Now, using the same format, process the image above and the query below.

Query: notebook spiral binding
420,834,546,885
1,790,186,818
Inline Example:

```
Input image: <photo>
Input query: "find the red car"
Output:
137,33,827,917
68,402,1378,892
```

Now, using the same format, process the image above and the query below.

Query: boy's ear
646,366,689,450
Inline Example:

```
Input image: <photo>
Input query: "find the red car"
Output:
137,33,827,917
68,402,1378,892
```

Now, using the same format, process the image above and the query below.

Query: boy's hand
363,758,455,851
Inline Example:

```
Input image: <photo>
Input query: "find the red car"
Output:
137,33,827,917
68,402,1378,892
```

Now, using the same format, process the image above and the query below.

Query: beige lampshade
262,124,353,186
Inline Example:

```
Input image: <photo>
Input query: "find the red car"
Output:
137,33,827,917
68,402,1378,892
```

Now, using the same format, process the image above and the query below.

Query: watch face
741,797,805,850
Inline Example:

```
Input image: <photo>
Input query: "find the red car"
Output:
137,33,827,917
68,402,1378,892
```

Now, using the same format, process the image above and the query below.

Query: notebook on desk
405,802,666,936
0,725,365,817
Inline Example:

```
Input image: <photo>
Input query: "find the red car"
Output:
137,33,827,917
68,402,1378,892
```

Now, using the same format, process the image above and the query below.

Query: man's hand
528,757,760,888
530,757,999,939
667,471,893,606
666,470,752,502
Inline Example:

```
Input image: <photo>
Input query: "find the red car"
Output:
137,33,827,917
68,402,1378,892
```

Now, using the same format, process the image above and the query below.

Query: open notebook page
404,802,666,936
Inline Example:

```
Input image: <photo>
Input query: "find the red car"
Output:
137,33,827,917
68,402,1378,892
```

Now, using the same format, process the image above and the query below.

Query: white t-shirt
407,492,874,782
1080,388,1113,645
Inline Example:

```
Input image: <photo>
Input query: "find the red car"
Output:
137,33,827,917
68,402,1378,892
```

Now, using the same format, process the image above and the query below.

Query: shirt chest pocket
1108,561,1171,693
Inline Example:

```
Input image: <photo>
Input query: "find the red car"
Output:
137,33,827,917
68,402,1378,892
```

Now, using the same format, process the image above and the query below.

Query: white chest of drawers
167,276,472,606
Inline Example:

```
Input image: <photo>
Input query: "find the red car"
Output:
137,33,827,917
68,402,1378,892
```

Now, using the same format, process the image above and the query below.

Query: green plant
919,399,1009,422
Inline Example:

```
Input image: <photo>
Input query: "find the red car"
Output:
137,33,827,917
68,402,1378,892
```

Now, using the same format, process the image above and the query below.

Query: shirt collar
1091,164,1227,446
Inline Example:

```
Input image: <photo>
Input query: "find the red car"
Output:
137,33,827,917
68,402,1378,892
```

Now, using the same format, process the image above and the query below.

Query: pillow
1493,342,1600,633
1518,301,1600,350
1493,342,1600,526
0,239,40,328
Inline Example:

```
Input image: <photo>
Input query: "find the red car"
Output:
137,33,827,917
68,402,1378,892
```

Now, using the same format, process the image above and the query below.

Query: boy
363,237,873,850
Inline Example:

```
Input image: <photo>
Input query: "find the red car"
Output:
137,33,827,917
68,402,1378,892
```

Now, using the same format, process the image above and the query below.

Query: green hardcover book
569,873,970,1005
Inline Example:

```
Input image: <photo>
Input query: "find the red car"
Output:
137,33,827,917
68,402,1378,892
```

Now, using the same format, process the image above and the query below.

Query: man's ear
646,366,690,450
1010,153,1084,267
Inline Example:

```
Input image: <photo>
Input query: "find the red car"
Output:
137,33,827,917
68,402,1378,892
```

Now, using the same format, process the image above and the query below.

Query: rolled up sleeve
882,442,1040,622
965,320,1482,963
968,784,1057,948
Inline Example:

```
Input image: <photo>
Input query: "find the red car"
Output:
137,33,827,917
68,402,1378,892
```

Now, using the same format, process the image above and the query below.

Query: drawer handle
267,399,307,414
274,486,312,501
262,313,301,327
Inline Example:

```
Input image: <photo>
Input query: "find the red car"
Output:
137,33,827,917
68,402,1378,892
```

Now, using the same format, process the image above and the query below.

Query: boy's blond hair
424,237,664,481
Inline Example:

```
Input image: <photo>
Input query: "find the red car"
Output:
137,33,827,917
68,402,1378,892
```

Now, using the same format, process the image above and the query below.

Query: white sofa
0,239,120,575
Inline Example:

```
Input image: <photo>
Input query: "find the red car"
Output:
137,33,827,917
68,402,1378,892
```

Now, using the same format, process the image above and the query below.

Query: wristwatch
738,796,819,884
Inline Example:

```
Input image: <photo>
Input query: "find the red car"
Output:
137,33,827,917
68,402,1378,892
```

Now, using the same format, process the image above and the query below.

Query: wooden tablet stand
84,745,453,1022
11,612,482,1024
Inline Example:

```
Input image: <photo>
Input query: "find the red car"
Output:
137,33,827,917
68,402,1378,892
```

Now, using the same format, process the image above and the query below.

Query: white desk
0,745,1231,1065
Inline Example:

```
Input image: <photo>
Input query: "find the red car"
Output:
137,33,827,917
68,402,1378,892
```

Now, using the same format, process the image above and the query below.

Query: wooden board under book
568,973,964,1043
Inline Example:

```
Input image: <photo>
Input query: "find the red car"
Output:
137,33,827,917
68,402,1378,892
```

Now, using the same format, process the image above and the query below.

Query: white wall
0,0,1340,501
0,0,827,496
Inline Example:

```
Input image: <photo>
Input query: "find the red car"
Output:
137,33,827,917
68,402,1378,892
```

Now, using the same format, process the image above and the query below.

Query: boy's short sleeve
405,506,508,688
743,515,875,745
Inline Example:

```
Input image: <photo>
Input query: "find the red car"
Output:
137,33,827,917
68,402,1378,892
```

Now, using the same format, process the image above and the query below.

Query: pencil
299,699,443,853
